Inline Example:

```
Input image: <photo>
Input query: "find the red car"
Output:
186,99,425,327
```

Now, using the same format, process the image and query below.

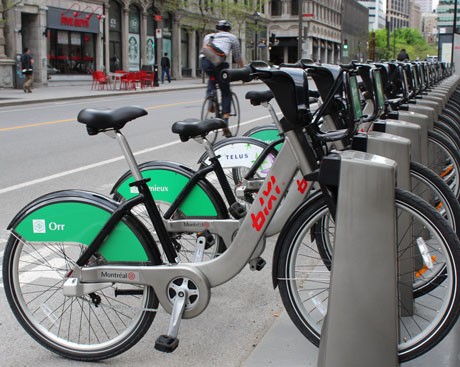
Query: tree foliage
371,28,437,61
160,0,266,38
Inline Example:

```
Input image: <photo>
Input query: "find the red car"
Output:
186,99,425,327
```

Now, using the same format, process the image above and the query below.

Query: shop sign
146,36,155,65
61,14,90,28
47,6,100,34
156,29,162,39
128,34,140,71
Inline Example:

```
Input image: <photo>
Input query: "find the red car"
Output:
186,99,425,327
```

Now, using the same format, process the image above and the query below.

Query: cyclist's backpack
201,35,226,66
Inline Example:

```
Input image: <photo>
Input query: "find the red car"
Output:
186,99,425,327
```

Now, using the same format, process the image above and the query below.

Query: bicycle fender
197,137,276,176
243,124,283,152
111,160,228,218
271,190,323,288
8,189,160,263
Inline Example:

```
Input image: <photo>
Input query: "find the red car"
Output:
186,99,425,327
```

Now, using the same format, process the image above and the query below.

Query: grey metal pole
255,21,258,60
298,0,302,60
452,0,458,64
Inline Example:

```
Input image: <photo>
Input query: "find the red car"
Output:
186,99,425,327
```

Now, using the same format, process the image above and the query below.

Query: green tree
371,28,437,61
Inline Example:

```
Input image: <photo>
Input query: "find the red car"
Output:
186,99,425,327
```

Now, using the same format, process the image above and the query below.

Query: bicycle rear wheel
3,192,160,361
276,189,460,362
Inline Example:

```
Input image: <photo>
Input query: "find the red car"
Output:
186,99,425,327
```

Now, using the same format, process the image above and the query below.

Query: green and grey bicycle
3,63,460,364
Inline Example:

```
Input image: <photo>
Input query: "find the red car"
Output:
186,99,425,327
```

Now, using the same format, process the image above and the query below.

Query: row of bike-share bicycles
4,58,460,363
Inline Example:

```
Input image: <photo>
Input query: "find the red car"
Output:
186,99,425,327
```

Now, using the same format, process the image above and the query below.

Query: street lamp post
253,11,260,61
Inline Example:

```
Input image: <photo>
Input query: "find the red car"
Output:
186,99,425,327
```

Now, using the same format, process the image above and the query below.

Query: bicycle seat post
114,131,143,181
114,130,179,264
262,101,283,133
200,136,217,159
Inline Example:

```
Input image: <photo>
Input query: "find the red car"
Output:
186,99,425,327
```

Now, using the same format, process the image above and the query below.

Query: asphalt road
0,84,286,367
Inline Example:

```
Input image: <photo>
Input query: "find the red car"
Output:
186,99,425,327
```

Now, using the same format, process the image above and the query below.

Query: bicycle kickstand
154,287,188,353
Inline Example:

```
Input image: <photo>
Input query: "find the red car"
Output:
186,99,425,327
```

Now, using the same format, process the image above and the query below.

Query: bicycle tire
243,124,283,152
201,95,219,144
433,121,460,152
275,188,460,362
111,160,229,261
3,191,161,361
410,161,460,237
227,92,241,138
427,130,460,199
310,161,460,272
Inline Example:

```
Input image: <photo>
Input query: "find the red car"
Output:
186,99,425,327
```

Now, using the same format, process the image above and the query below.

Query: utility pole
298,0,303,60
452,0,458,64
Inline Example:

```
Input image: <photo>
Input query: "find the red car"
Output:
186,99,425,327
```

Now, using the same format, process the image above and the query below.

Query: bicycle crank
155,276,201,353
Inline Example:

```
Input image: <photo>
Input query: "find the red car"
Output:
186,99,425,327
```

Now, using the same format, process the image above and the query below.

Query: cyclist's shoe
223,127,232,138
222,117,232,138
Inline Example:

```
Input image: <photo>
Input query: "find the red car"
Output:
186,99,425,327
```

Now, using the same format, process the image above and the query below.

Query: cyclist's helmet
216,20,232,32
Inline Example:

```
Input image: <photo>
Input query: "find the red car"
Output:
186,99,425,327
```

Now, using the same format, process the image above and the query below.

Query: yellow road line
146,100,201,110
0,100,202,132
0,118,74,131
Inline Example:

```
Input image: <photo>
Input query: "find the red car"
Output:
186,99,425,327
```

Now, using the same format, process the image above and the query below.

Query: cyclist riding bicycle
200,20,244,137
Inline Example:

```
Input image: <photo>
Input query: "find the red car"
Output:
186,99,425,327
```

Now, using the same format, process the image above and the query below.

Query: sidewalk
0,77,207,107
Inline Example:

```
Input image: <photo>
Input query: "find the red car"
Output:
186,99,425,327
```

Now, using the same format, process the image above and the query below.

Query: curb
0,83,208,108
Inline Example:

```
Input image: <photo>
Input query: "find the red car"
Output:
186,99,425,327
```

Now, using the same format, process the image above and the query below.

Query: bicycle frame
66,127,316,318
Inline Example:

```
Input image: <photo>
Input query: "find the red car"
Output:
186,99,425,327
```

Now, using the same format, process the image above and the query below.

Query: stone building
0,0,367,88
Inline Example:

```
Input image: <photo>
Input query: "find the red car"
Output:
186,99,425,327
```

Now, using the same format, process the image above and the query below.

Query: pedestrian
199,20,244,137
160,52,171,83
397,48,410,61
20,47,34,93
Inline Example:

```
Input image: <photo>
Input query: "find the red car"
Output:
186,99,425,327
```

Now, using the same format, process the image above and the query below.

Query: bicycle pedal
249,257,266,271
229,202,246,219
197,229,216,250
155,335,179,353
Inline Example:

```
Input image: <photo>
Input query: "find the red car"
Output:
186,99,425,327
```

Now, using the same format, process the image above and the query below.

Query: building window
48,30,95,74
181,28,189,69
292,0,299,15
128,5,141,71
109,0,122,71
271,0,282,16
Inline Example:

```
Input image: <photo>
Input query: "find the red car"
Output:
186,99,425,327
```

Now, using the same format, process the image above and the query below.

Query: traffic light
343,39,348,50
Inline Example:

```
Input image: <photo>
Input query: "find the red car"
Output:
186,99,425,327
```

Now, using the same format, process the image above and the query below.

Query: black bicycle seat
245,90,274,105
77,106,148,135
172,118,227,141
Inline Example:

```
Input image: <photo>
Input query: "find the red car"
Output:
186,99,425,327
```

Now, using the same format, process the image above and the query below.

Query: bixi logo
32,219,46,233
32,219,66,233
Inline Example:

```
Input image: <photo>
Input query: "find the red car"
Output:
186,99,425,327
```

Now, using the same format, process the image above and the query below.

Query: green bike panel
248,129,283,152
115,169,218,216
14,202,148,262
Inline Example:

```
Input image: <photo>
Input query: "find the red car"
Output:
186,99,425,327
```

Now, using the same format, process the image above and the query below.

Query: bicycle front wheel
276,189,460,362
227,92,241,137
3,193,160,361
427,130,460,199
201,95,219,144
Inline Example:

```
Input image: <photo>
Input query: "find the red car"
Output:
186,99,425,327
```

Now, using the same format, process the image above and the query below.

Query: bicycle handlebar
221,66,253,83
220,62,358,144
